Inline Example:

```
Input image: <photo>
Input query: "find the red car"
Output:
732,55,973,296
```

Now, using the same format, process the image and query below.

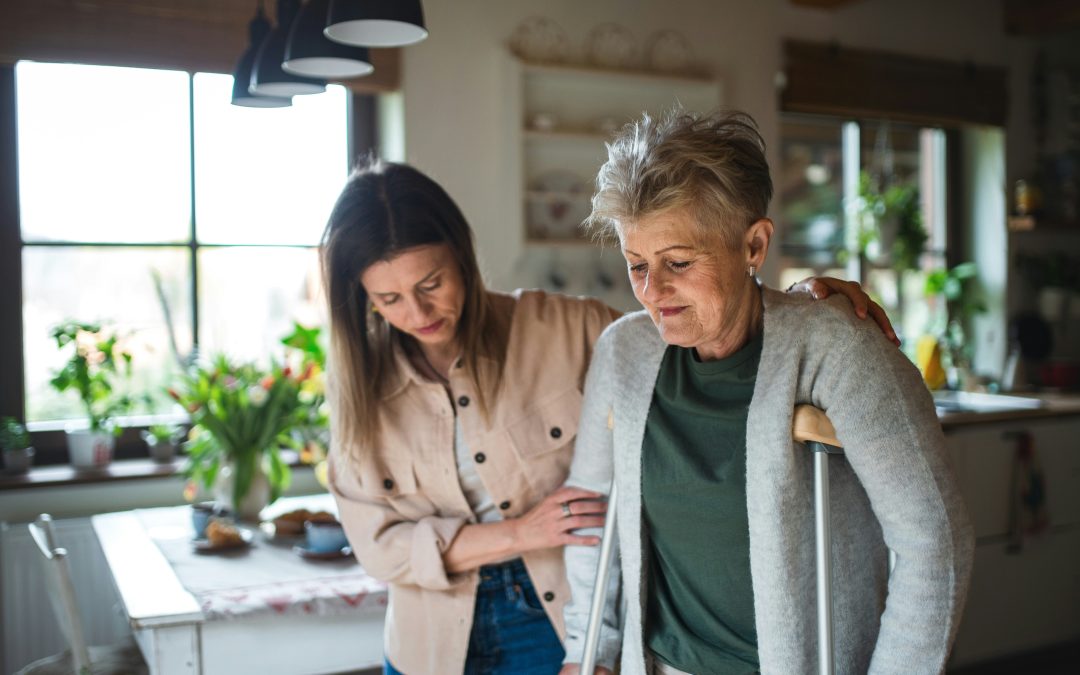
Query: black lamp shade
325,0,428,48
251,0,327,97
284,0,374,78
231,7,292,107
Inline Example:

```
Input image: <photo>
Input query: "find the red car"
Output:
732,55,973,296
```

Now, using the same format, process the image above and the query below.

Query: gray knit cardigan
562,287,975,675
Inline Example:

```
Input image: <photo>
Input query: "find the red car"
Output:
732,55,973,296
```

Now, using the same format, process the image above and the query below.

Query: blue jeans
384,558,565,675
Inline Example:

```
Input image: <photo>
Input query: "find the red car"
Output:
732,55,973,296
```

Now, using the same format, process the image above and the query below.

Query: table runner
135,496,387,621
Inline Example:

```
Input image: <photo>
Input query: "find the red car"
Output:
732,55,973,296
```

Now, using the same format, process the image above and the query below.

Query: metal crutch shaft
581,481,618,675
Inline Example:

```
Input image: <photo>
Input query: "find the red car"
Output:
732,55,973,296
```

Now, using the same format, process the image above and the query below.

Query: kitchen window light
14,61,346,433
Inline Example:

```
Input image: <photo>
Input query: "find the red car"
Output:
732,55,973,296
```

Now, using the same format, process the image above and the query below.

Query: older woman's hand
786,277,900,347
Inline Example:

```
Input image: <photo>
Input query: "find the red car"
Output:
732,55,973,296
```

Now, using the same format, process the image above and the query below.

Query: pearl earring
748,265,756,278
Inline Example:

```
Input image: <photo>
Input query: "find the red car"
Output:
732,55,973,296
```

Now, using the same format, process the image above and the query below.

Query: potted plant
925,262,987,390
171,354,315,520
856,171,927,273
1,417,34,474
141,423,184,464
49,321,134,470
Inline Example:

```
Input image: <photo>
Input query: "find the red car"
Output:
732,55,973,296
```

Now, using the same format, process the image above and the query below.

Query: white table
91,494,387,675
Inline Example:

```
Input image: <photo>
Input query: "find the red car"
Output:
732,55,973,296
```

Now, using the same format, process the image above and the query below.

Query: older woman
561,110,974,675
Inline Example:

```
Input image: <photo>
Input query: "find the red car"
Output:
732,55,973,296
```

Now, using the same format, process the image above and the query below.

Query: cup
304,520,348,553
191,501,217,539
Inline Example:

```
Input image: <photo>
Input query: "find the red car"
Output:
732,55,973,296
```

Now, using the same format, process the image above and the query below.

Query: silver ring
561,501,572,517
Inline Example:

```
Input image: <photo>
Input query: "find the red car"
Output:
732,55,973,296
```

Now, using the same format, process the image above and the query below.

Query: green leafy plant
171,355,315,512
280,322,329,463
144,423,184,446
0,417,31,450
857,171,928,272
925,262,987,369
49,322,134,434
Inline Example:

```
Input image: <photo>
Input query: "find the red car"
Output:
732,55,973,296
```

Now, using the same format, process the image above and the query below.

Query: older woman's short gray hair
587,109,773,250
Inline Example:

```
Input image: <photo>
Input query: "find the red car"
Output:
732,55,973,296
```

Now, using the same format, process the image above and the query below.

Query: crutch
793,405,844,675
793,405,896,675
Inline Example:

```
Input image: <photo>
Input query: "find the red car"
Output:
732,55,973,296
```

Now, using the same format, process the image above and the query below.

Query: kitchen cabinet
945,415,1080,666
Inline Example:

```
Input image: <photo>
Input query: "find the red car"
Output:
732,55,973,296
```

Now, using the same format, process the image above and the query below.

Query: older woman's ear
744,218,774,271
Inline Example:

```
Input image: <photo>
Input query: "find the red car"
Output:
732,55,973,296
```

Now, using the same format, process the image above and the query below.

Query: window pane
16,62,191,243
22,247,192,422
198,248,325,362
778,115,845,267
193,74,348,245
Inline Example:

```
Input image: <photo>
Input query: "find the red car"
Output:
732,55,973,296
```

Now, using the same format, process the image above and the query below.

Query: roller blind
781,40,1007,127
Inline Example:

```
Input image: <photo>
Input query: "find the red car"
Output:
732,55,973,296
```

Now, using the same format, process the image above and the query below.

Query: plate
585,24,638,69
527,170,591,239
192,527,254,553
293,544,354,561
509,17,569,63
646,30,695,73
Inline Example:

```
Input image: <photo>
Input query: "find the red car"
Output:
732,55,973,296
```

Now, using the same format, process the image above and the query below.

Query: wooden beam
0,0,399,92
1004,0,1080,35
782,40,1008,128
790,0,865,9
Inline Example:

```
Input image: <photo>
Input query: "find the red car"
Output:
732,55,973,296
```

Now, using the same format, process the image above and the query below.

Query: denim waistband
477,557,530,590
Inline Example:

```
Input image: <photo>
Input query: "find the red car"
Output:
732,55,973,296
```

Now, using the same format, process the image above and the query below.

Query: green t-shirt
642,335,762,674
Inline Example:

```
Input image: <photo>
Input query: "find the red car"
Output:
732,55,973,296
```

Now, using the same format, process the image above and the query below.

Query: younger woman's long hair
320,159,506,459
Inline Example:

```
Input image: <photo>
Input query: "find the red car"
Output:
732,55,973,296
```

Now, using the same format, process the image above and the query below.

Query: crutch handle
793,404,843,449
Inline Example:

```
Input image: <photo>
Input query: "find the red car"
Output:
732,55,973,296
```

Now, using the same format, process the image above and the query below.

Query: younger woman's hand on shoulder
785,276,900,347
511,486,607,552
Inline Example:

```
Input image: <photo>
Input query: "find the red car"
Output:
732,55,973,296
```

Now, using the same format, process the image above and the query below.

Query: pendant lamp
284,0,374,78
325,0,428,48
250,0,327,97
232,4,293,107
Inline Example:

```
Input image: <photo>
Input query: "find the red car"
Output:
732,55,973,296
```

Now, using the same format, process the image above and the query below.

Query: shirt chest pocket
507,387,583,460
358,455,418,499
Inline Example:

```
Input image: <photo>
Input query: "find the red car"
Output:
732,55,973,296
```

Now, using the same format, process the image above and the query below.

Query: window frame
0,63,376,466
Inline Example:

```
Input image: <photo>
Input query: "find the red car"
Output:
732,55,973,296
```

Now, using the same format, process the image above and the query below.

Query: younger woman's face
360,243,467,353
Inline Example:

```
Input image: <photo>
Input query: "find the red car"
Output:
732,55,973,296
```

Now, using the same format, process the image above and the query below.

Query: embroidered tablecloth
135,495,388,621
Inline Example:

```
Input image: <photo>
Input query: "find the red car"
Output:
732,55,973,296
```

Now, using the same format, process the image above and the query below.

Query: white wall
397,0,1018,292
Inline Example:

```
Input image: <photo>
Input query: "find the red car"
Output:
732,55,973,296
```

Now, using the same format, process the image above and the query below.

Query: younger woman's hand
559,665,614,675
786,276,900,347
511,486,607,552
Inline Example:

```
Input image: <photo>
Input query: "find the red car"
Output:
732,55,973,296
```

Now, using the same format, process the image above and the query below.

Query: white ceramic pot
147,442,176,464
213,461,272,521
2,447,34,474
66,429,115,469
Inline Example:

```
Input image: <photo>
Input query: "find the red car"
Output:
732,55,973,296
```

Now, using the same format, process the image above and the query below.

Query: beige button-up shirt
329,290,618,675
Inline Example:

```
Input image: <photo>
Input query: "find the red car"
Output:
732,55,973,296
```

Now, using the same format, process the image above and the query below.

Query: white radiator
1,517,131,674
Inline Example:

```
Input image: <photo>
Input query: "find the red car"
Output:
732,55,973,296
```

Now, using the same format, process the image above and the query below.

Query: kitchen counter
937,392,1080,429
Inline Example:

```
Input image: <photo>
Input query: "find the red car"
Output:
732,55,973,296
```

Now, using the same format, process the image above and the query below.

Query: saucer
193,527,254,553
293,544,353,560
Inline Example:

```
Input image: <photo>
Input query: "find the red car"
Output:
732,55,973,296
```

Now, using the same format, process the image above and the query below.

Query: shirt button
383,478,394,490
549,427,562,439
543,591,555,602
458,395,470,407
499,501,511,510
474,453,486,464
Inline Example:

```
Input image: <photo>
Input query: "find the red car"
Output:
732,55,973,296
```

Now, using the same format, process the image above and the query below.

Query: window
777,113,950,349
14,62,348,427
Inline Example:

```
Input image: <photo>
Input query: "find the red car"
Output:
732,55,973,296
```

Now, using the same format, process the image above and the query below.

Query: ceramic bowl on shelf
527,170,591,239
585,23,638,69
645,30,695,73
509,17,569,63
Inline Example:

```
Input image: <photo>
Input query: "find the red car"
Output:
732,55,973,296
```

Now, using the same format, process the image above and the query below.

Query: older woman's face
620,208,770,357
